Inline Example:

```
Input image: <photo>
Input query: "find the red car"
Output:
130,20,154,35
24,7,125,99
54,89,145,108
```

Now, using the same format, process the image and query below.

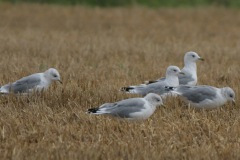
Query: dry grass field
0,3,240,159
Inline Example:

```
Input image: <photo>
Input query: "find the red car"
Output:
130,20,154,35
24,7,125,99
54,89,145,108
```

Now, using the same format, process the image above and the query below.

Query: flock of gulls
0,52,236,122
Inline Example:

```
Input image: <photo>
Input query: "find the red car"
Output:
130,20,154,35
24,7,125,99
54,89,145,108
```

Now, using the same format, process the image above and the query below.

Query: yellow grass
0,3,240,159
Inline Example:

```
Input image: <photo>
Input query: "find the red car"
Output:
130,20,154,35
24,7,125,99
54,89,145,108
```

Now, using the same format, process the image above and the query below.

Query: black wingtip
147,81,158,85
87,108,99,113
165,86,175,91
120,87,134,92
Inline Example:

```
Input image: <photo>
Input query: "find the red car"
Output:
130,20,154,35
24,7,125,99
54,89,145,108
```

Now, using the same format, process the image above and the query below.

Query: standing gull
0,68,62,95
121,66,185,97
165,85,235,109
87,93,164,122
146,51,204,86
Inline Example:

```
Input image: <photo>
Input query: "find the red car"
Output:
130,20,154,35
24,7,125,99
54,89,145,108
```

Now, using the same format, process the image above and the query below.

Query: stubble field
0,3,240,159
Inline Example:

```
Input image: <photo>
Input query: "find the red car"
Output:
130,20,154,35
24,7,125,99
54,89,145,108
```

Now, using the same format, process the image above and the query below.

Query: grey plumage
170,85,217,103
89,98,146,118
87,93,164,122
165,85,236,109
178,70,195,85
121,66,184,97
155,70,194,85
0,68,62,95
156,77,165,81
146,51,204,86
1,74,41,94
126,82,170,96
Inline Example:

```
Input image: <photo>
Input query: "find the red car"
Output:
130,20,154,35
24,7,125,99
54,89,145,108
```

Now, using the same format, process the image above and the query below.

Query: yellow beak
162,104,167,108
232,100,236,105
180,72,185,75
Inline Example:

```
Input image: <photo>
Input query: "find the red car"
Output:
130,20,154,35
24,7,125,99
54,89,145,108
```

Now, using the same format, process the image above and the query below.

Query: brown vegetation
0,3,240,159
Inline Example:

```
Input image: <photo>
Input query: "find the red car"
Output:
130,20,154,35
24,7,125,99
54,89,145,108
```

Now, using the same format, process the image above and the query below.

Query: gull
87,93,164,122
0,68,62,95
165,85,235,109
121,66,185,97
146,51,204,86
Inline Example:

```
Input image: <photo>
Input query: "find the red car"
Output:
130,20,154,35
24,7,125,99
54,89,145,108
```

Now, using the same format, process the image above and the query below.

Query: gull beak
162,104,167,108
58,80,63,84
179,72,185,75
198,57,205,61
232,100,236,105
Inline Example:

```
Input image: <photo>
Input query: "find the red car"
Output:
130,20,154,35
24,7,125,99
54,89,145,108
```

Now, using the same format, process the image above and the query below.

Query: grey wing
107,98,146,118
146,77,165,85
174,85,193,92
136,81,169,96
178,72,194,85
157,77,166,81
181,85,217,103
1,74,41,93
150,81,170,95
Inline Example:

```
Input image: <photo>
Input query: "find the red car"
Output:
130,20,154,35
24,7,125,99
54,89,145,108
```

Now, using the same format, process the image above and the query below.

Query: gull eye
53,74,57,77
192,55,195,57
173,70,176,72
230,94,233,98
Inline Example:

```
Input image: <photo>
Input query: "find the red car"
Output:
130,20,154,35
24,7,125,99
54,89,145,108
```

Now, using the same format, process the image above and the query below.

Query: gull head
44,68,62,84
144,93,164,107
166,66,185,77
184,51,204,63
222,87,235,105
